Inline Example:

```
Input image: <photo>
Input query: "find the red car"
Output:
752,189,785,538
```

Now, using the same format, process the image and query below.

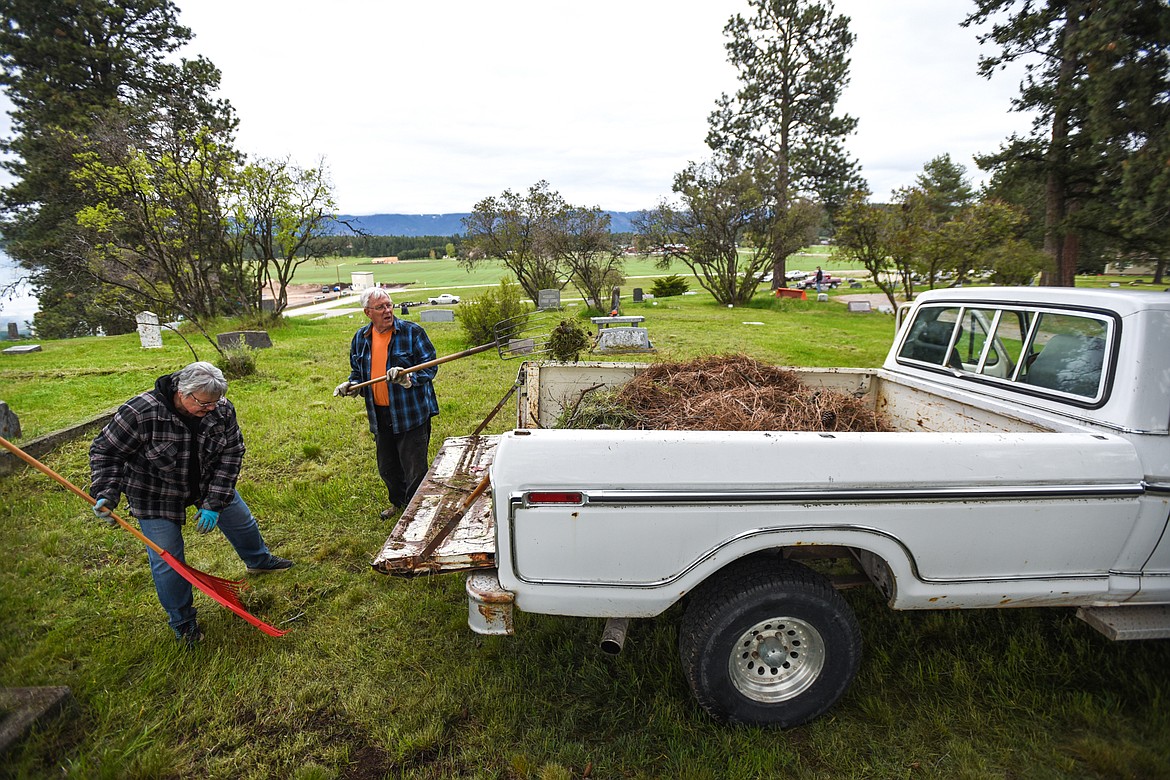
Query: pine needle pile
547,319,591,362
560,354,891,432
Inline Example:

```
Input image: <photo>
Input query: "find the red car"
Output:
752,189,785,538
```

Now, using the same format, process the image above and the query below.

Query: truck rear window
897,304,1112,404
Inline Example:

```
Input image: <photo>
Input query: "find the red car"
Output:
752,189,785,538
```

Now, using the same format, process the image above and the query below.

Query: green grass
2,283,1168,779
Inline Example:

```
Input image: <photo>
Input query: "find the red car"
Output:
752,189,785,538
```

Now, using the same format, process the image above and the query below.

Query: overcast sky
167,0,1037,214
0,0,1038,217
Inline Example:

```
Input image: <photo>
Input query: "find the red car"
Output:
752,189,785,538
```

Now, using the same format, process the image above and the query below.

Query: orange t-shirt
370,325,393,406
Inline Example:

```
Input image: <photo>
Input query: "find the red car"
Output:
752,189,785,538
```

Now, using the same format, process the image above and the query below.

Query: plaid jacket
348,317,439,434
89,374,245,523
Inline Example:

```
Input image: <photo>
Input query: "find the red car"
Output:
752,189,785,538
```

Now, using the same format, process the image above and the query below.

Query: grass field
1,278,1168,779
284,248,848,300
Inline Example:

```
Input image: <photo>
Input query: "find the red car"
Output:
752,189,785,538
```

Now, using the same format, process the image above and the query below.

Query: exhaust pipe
600,618,630,655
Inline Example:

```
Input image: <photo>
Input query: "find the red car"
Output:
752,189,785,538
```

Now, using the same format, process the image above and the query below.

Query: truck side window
1020,313,1108,398
897,308,963,369
958,308,1003,376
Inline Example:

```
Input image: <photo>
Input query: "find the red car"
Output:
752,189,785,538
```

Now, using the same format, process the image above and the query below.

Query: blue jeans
137,491,271,633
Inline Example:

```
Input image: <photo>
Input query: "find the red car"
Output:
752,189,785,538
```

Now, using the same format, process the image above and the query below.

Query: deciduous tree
461,181,567,302
233,157,337,315
545,206,623,313
637,154,810,306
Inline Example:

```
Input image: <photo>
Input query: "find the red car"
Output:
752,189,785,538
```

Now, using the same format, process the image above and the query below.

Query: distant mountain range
331,211,644,237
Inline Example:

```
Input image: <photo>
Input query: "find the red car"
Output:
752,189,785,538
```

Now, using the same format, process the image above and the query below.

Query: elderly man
90,361,293,646
335,287,439,520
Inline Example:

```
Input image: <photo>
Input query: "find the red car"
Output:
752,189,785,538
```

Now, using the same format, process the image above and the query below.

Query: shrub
217,346,257,379
651,275,689,298
459,278,529,345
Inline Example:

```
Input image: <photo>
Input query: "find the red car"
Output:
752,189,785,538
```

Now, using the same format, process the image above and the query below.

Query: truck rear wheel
679,557,862,727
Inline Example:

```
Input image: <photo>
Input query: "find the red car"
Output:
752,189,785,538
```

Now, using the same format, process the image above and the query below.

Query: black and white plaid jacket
90,373,245,523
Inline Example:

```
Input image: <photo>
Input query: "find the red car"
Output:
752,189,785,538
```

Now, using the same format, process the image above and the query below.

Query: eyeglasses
187,394,221,410
366,303,395,312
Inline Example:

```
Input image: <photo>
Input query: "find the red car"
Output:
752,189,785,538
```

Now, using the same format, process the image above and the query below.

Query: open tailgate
371,434,498,576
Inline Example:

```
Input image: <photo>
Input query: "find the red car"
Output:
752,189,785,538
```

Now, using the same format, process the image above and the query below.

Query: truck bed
374,360,1066,578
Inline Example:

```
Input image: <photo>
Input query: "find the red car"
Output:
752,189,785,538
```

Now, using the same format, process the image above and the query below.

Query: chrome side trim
579,482,1145,505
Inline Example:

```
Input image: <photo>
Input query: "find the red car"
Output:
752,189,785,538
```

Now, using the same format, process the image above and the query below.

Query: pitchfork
348,308,563,391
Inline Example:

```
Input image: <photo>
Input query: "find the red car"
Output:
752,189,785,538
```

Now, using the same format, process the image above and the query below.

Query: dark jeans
137,491,271,633
373,409,431,509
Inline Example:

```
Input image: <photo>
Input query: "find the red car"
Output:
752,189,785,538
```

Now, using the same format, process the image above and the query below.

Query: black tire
679,556,862,728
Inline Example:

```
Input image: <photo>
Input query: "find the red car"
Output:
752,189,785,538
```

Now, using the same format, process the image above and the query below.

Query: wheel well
698,545,896,602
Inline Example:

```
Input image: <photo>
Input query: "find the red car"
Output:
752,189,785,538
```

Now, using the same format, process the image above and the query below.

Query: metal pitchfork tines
348,308,563,392
494,308,562,359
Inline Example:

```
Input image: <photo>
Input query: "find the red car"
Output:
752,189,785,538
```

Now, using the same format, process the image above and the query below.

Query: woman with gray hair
90,361,293,646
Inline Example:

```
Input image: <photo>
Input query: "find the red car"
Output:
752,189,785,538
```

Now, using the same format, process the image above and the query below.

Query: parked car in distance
428,293,461,305
795,274,840,290
785,270,808,281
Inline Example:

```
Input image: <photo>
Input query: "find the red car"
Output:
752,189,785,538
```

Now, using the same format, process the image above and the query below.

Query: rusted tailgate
371,434,498,576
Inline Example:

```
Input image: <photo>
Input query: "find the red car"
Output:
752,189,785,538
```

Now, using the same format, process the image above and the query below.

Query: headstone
817,293,829,302
595,327,653,352
136,311,163,349
216,330,273,350
609,287,621,314
6,323,16,339
400,303,409,316
0,401,20,438
633,287,644,302
507,337,535,355
537,289,561,310
2,344,41,354
420,309,454,323
847,300,872,313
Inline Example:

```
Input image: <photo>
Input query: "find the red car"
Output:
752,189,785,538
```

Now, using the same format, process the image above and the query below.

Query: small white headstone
136,311,163,349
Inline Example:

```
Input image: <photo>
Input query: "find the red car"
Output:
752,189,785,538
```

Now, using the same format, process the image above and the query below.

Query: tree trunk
1042,5,1082,287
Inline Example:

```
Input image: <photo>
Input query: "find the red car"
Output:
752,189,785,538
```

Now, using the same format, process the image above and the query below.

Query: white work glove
333,381,358,397
386,367,413,388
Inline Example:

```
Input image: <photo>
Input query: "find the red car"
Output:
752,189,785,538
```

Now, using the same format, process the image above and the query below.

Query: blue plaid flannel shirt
348,317,439,434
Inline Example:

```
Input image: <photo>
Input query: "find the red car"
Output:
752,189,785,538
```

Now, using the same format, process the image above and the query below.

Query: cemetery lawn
1,288,1168,779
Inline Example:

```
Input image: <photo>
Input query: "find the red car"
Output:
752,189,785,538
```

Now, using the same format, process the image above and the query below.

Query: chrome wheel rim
728,616,825,702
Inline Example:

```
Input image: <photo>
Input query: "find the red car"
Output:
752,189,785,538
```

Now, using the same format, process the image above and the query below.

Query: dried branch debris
559,354,890,433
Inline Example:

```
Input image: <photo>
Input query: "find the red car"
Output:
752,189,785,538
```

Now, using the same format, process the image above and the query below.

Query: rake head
493,308,562,359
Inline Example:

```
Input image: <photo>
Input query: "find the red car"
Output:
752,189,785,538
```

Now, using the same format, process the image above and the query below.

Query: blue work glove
92,498,117,527
195,508,220,534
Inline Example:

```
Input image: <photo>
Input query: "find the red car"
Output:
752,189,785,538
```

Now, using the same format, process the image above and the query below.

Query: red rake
0,435,287,638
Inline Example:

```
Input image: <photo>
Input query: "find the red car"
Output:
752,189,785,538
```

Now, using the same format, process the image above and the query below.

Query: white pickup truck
374,286,1170,728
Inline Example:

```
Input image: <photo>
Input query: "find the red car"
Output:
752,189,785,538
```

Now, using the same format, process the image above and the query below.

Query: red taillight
526,491,584,505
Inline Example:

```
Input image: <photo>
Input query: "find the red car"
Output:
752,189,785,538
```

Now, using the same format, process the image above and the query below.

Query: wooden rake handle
0,435,166,557
349,342,497,391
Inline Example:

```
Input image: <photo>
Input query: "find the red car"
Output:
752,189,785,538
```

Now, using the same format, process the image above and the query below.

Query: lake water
0,250,38,336
0,248,38,335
